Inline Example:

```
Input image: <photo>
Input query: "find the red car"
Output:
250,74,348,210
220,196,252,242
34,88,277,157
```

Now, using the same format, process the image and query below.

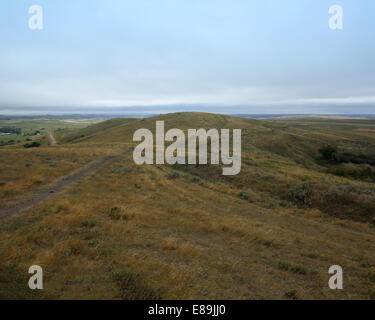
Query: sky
0,0,375,115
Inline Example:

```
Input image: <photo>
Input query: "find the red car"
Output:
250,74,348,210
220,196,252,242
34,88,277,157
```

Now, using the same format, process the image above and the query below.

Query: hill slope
0,112,375,300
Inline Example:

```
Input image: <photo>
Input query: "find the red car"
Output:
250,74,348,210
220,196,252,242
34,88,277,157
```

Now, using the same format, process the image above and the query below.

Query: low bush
277,261,308,275
108,206,129,220
284,290,298,300
23,141,41,148
319,145,339,163
79,219,97,228
167,171,180,179
328,164,375,182
290,182,313,207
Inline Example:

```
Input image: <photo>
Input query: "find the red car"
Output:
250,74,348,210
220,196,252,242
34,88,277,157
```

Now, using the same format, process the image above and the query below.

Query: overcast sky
1,0,375,114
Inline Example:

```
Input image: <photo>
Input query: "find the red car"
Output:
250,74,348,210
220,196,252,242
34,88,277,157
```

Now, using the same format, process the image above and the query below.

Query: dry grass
1,113,375,300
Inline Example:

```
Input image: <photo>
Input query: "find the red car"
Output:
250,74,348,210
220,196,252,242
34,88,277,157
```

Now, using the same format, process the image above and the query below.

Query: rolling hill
0,112,374,299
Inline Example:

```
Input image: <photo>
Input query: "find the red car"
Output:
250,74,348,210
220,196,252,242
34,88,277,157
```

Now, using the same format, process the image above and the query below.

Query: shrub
167,171,180,179
285,290,298,300
109,206,122,220
191,176,200,183
290,182,313,207
339,152,375,165
302,251,319,259
278,261,308,275
290,265,308,275
108,206,129,220
319,145,375,166
238,192,249,201
23,141,41,148
328,164,375,182
238,190,257,203
319,145,339,162
79,219,97,228
323,185,355,204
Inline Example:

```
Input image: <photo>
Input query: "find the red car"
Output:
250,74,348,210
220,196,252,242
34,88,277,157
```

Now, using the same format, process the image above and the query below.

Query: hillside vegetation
0,113,374,300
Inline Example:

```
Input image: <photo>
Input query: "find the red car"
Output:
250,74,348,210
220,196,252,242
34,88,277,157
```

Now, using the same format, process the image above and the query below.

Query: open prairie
0,113,375,300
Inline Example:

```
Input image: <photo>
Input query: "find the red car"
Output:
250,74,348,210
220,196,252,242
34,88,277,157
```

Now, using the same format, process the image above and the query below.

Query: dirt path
0,149,131,221
49,131,58,146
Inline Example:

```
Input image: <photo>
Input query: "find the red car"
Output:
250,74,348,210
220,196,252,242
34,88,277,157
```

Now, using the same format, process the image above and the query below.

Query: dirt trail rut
49,131,58,146
0,149,131,220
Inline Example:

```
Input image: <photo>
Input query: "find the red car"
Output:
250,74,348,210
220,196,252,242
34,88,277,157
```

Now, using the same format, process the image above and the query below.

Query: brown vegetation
0,113,375,300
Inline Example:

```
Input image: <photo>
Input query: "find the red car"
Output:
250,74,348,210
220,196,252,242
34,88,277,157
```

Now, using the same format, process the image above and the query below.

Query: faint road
0,149,131,220
49,131,58,146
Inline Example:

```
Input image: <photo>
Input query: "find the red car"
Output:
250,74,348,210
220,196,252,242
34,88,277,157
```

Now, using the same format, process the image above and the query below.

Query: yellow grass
1,113,375,300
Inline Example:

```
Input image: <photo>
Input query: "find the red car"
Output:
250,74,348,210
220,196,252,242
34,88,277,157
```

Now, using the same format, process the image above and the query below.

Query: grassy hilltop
0,112,375,299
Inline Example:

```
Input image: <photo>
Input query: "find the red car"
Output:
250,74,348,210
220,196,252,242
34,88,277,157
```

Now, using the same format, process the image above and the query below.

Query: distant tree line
319,145,375,166
319,145,375,182
23,130,40,136
0,126,21,135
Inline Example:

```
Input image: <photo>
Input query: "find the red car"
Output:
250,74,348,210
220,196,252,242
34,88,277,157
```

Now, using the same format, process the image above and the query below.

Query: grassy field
0,113,374,300
0,118,105,131
0,118,105,146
